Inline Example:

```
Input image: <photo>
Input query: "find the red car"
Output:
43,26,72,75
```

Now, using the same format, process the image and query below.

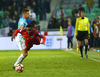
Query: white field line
66,51,100,63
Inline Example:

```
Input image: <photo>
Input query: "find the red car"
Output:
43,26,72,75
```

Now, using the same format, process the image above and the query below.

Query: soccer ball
15,64,24,72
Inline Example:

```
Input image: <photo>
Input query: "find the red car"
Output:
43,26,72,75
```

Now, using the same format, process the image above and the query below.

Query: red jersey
14,28,46,49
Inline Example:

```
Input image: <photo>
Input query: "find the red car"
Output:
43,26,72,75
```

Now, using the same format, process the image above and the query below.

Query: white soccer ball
15,64,24,72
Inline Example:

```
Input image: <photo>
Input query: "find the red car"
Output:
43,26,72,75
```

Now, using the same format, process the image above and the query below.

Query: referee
75,10,90,58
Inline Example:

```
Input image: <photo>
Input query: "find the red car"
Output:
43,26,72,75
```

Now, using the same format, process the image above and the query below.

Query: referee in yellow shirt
75,10,90,58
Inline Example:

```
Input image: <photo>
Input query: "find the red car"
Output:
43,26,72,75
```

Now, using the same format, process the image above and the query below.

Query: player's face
81,12,85,17
68,22,71,26
26,27,32,34
25,12,29,19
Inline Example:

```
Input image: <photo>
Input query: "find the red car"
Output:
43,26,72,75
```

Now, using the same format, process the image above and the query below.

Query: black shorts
77,31,88,41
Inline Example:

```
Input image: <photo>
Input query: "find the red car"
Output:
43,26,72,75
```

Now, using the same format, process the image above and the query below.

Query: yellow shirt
75,17,90,35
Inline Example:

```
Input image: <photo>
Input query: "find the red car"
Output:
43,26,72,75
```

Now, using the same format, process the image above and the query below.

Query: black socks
80,46,83,57
85,45,88,55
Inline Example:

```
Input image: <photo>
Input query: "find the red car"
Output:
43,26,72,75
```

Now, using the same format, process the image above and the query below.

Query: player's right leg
77,31,84,58
13,34,27,68
79,41,83,58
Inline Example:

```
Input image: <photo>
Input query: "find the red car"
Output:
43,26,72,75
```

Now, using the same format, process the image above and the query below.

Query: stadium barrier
0,36,76,50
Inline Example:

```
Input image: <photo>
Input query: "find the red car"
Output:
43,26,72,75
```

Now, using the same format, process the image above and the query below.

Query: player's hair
26,25,32,28
22,8,29,14
81,10,85,13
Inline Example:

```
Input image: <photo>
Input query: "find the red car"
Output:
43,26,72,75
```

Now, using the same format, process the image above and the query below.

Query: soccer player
11,25,46,68
12,8,29,68
18,8,29,29
75,10,90,58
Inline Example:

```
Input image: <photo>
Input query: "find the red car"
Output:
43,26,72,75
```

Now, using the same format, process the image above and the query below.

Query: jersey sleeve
41,35,46,43
87,19,90,34
19,20,25,27
14,29,26,35
14,29,20,35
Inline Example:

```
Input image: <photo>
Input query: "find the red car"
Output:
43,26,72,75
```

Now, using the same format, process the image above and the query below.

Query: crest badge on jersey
21,22,23,24
85,23,87,26
31,36,34,38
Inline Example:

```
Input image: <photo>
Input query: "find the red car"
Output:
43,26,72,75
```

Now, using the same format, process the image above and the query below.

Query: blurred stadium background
0,0,100,76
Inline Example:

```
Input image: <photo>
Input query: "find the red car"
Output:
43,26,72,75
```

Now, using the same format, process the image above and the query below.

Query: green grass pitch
0,49,100,77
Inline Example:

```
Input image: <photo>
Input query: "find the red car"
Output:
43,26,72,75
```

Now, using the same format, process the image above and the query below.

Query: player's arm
11,29,20,41
19,20,26,30
87,19,90,35
75,18,78,38
40,35,46,45
87,19,90,38
36,31,46,45
20,26,24,30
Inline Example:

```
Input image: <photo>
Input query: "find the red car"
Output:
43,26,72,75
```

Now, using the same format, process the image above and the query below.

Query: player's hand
11,34,15,41
88,35,90,39
40,42,45,45
75,35,77,39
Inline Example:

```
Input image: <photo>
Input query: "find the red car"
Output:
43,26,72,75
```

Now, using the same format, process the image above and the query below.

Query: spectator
96,18,100,46
72,13,78,27
31,1,40,16
35,0,41,6
63,18,68,28
6,11,10,17
14,11,19,22
27,0,32,6
65,21,74,51
27,6,31,10
68,17,74,27
17,0,23,6
89,22,93,48
96,18,100,24
72,6,78,17
0,0,4,10
78,5,85,12
57,7,66,19
29,9,36,21
56,19,63,28
0,16,2,29
40,0,46,20
60,15,64,23
92,22,99,49
4,15,11,27
9,19,17,30
23,0,29,6
21,1,27,12
45,0,51,13
65,14,69,20
77,9,81,17
4,0,13,10
7,6,14,18
30,18,37,27
99,0,100,8
12,16,17,24
12,2,18,12
48,18,54,29
86,0,94,13
52,14,57,27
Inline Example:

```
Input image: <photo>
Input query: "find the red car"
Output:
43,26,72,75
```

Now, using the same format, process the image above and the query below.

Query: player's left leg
84,31,89,58
14,48,28,66
79,41,83,58
70,37,73,50
84,39,88,58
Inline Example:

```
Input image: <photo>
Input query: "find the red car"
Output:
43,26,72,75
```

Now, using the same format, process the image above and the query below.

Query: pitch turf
0,49,100,77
